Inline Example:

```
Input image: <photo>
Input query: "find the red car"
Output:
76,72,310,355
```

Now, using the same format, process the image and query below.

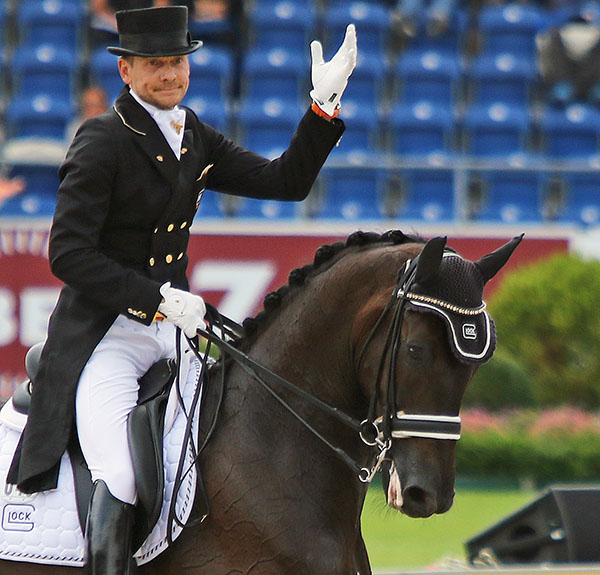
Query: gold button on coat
165,254,173,264
177,252,183,260
180,221,187,229
167,224,174,232
149,257,155,266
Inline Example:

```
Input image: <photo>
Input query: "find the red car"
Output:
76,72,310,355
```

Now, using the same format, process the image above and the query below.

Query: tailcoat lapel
160,122,202,221
113,88,180,186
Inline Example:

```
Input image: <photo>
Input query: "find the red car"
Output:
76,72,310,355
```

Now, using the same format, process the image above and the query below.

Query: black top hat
107,6,202,58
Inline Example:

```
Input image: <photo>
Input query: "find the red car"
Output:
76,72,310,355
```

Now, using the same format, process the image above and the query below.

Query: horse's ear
414,236,447,285
475,233,524,283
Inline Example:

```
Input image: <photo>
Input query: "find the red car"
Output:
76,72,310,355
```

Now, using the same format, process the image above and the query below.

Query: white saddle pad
0,351,204,567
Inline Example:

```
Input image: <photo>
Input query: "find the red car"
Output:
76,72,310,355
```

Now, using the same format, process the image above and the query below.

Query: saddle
12,343,178,549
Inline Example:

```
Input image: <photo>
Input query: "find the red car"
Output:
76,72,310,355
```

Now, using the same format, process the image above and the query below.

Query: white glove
158,282,206,339
310,23,358,116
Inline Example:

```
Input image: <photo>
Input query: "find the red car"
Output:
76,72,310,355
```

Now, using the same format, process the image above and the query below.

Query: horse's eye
407,344,424,361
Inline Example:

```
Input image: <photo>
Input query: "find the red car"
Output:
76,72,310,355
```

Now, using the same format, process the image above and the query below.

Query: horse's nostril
403,485,428,505
401,485,437,518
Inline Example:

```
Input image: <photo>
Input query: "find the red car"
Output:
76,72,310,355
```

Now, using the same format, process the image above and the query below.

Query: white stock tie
152,107,186,160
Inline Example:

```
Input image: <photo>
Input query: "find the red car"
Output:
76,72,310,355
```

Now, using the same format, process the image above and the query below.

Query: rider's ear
475,234,524,283
414,236,447,285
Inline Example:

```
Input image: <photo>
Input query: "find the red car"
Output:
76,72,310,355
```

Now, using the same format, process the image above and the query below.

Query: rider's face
118,55,190,110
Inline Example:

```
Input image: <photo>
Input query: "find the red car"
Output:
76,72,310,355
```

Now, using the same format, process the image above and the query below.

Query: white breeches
75,315,183,505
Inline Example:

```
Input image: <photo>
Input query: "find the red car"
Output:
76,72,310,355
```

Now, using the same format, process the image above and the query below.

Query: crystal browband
397,290,487,316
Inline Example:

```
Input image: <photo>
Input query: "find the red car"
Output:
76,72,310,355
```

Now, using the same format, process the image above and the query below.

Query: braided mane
239,229,423,342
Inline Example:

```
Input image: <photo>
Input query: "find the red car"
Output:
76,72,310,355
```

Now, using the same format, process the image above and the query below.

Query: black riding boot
86,480,135,575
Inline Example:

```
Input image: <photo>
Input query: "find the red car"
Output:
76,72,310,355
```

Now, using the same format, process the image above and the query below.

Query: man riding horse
7,6,357,574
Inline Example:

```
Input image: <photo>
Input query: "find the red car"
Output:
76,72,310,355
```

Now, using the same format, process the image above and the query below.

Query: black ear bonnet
397,234,523,365
404,252,495,365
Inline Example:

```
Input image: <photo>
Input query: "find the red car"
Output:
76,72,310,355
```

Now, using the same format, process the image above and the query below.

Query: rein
189,253,462,484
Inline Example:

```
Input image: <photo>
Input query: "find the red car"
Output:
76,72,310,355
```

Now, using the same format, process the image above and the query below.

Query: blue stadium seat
318,165,386,220
195,189,225,218
403,8,469,56
248,1,315,51
341,52,387,106
237,98,304,159
319,87,388,220
0,164,60,217
0,192,57,217
478,2,545,58
329,100,380,157
89,48,123,104
182,96,229,132
241,48,306,105
324,2,389,56
395,50,462,106
470,170,544,222
0,3,8,49
396,168,455,222
0,53,7,101
235,198,297,219
11,44,77,102
539,104,600,159
462,103,531,157
251,0,317,6
5,94,73,139
188,14,234,46
187,46,233,101
388,101,456,156
17,0,84,49
557,173,600,225
545,2,600,29
468,52,536,105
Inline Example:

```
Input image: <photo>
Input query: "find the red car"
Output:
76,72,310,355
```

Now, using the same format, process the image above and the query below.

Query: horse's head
355,234,522,518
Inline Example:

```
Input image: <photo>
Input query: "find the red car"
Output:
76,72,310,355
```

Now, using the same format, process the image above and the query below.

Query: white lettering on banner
20,287,60,347
191,261,277,322
0,289,17,346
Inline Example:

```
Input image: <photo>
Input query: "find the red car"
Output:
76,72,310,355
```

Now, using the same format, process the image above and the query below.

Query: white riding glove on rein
158,282,206,338
310,23,358,117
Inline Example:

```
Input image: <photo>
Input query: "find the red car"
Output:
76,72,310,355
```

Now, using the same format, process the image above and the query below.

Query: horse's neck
203,258,370,490
192,247,409,573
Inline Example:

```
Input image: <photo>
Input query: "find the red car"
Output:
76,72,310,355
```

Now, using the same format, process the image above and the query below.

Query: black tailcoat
8,87,345,492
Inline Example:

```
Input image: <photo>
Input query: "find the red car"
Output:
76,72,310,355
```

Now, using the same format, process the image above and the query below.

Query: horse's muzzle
383,460,455,518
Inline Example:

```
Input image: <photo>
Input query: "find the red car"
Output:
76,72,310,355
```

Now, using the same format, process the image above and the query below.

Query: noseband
195,250,462,485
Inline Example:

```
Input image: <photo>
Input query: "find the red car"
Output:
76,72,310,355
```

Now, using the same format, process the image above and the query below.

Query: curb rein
188,252,461,485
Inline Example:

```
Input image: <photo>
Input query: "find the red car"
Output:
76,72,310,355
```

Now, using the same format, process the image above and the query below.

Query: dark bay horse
1,230,521,575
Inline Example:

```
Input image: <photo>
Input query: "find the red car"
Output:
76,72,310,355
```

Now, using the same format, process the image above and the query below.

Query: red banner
0,225,568,398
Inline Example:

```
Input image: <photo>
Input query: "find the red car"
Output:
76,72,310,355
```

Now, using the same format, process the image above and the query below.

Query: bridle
354,253,462,480
192,249,462,484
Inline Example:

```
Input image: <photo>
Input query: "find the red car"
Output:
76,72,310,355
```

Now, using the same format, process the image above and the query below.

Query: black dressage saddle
10,342,177,549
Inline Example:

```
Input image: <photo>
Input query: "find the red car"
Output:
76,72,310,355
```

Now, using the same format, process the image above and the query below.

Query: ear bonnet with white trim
401,235,523,365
